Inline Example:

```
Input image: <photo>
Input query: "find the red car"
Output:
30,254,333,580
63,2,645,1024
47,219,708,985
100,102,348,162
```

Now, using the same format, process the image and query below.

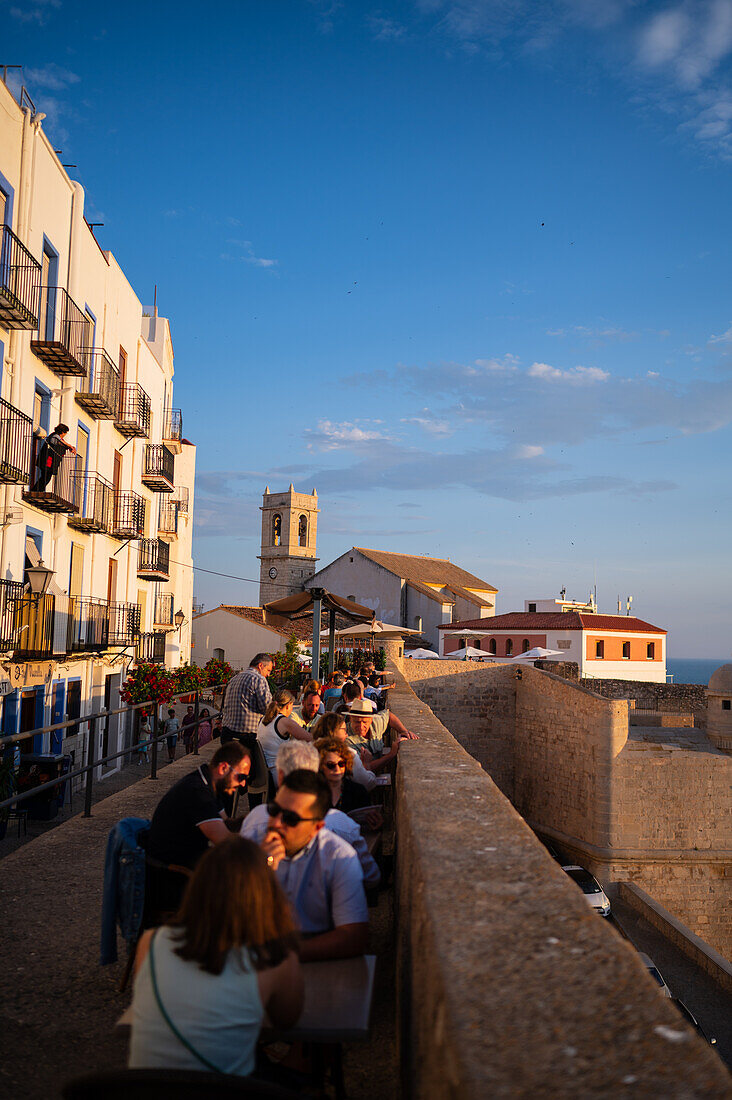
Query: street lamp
174,609,186,630
25,560,55,599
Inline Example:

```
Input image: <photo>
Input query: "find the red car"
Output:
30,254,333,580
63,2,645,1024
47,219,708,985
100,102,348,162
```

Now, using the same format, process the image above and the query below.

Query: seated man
145,742,252,914
344,698,418,773
292,689,324,732
323,672,345,702
241,768,369,961
243,740,380,889
337,682,418,743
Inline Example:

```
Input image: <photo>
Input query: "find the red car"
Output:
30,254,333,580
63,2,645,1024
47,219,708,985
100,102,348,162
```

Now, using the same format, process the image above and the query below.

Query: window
489,638,496,655
505,639,513,656
522,638,530,653
213,647,225,661
39,239,59,340
33,381,51,433
298,514,308,547
646,642,655,659
622,641,630,659
595,640,604,659
347,595,355,602
272,513,281,546
557,640,571,650
69,543,84,596
528,603,537,613
66,679,81,737
474,640,481,649
414,616,422,632
722,700,731,711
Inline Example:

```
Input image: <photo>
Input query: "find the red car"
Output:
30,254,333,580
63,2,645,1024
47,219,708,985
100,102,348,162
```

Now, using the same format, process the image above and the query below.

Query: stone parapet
388,662,731,1097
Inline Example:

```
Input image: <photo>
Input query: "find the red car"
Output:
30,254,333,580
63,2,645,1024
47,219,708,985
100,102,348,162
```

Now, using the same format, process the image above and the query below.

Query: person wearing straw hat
343,698,416,774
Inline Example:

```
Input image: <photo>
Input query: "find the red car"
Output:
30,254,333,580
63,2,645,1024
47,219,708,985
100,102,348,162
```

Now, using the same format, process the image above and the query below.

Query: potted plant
173,663,209,702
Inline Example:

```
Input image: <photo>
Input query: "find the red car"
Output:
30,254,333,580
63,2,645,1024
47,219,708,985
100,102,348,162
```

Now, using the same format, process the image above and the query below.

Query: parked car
638,952,673,998
561,865,611,917
672,998,716,1045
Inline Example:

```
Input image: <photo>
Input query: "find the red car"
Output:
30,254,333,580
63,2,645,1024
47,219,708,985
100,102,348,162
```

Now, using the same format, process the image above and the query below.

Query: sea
666,657,730,685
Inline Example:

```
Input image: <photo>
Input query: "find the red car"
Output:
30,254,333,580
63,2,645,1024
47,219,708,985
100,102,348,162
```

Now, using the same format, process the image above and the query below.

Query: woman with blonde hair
314,736,371,815
258,688,312,785
129,837,303,1075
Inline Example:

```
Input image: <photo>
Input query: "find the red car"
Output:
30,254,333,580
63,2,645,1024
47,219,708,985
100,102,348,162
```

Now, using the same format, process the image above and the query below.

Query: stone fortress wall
401,659,732,960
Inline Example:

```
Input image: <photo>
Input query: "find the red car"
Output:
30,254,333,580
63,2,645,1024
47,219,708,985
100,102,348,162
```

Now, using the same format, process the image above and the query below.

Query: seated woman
314,735,372,815
129,837,303,1076
258,689,313,786
311,712,378,794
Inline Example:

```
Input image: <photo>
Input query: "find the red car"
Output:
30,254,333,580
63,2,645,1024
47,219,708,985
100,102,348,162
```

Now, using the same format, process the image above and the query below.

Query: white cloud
225,239,278,269
516,444,544,458
400,415,453,436
305,420,391,451
25,63,80,91
369,14,407,40
9,0,60,25
709,322,732,344
528,362,609,383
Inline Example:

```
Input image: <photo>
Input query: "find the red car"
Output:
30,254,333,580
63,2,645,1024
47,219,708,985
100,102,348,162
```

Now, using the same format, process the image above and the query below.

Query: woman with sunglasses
314,736,371,814
129,837,303,1076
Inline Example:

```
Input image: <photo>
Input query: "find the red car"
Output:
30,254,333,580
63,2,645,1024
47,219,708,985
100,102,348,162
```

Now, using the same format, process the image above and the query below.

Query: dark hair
314,736,353,774
171,837,299,975
264,688,295,725
341,681,361,704
302,679,322,698
168,708,175,717
211,741,251,770
281,768,331,819
54,423,69,435
200,708,210,719
250,652,273,669
311,712,347,740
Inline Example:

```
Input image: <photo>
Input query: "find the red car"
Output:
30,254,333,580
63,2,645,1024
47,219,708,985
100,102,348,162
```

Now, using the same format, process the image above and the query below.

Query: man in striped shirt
220,653,274,752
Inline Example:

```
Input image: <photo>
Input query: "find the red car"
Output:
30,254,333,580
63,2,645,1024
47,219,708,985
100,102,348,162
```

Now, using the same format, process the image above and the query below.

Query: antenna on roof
626,595,633,616
560,586,566,601
617,596,621,613
153,284,157,316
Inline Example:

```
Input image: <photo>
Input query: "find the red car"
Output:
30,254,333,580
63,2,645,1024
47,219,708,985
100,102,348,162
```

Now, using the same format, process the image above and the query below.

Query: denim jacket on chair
100,816,150,965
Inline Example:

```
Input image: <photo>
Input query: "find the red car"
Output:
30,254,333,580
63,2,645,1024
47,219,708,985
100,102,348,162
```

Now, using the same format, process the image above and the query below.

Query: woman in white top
129,837,303,1076
257,689,312,785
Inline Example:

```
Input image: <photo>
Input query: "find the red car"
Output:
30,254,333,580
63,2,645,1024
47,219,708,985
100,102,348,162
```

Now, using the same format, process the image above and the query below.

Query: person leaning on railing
32,422,76,491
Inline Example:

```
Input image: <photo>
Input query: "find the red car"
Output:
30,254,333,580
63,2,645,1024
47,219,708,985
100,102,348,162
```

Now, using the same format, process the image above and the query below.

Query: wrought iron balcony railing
172,486,189,515
0,397,33,485
11,592,55,659
30,285,90,376
136,630,166,665
66,597,111,653
75,349,120,419
0,578,25,650
24,437,82,513
67,473,114,534
111,490,147,540
153,592,174,629
162,407,183,454
109,601,141,647
158,499,178,539
137,538,170,581
114,382,151,438
141,444,175,492
0,224,41,329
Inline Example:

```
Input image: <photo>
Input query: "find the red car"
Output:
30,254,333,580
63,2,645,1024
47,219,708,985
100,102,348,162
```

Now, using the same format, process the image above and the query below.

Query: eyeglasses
323,760,346,771
266,801,320,828
233,772,249,783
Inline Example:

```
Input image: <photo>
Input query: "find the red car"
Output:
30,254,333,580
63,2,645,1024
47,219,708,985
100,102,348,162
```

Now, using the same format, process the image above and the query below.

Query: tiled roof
354,548,497,600
438,612,666,634
197,605,314,642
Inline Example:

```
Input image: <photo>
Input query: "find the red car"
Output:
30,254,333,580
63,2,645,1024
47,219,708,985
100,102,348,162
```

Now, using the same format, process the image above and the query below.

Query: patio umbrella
325,619,422,639
404,648,441,659
510,647,563,660
441,645,487,660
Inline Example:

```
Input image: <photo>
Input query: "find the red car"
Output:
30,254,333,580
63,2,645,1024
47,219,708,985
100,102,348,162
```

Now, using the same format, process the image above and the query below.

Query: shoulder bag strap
148,929,224,1075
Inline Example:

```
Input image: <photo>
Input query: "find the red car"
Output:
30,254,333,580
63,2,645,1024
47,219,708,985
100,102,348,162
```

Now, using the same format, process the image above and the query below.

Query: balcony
109,601,141,647
153,592,175,629
162,407,183,454
157,499,178,540
114,382,151,438
137,538,170,581
172,486,189,515
0,578,25,650
0,397,33,484
66,597,111,653
135,630,166,665
30,286,90,376
67,473,114,534
11,593,55,659
0,224,41,329
110,490,146,540
141,444,174,492
23,437,82,514
75,349,120,419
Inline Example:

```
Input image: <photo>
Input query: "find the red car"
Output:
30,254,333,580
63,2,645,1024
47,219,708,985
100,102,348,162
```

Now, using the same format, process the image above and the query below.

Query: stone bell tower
258,485,319,605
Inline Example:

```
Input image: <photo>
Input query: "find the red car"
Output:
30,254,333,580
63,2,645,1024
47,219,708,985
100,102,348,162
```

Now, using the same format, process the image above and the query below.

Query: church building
258,485,319,605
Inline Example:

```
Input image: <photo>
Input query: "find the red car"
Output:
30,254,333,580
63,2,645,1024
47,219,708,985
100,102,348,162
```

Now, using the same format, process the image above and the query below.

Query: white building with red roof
439,608,667,683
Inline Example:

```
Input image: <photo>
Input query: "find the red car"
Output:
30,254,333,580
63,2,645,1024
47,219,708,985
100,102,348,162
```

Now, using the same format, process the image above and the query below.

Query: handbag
148,929,224,1074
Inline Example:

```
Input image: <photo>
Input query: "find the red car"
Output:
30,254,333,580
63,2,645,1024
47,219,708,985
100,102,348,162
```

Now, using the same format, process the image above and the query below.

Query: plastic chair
62,1068,300,1099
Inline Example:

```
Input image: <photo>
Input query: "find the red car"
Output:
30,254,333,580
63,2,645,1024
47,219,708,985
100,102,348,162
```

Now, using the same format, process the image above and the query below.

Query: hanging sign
6,661,55,689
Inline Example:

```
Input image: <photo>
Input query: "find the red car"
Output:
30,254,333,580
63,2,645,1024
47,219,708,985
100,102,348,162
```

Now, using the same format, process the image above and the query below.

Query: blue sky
6,0,732,657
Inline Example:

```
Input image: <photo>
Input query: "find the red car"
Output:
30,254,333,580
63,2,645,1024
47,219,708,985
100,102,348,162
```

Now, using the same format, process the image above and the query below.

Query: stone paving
0,743,397,1100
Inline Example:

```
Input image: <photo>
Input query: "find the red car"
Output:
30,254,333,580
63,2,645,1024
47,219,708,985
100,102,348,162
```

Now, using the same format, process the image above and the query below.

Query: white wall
191,609,290,670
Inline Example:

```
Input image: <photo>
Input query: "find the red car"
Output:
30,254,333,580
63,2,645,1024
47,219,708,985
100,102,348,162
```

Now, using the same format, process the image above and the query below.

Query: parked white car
562,865,611,917
638,953,673,998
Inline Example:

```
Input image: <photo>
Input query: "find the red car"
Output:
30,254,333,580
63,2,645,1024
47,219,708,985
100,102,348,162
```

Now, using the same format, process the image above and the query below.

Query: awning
264,589,374,624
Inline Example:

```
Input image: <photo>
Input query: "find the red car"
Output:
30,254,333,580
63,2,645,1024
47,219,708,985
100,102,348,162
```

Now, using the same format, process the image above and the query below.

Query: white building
0,74,195,772
191,605,312,671
439,611,667,683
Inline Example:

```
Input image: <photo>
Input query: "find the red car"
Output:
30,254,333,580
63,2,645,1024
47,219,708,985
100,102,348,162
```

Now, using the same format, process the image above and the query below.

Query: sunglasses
266,801,320,828
323,760,346,771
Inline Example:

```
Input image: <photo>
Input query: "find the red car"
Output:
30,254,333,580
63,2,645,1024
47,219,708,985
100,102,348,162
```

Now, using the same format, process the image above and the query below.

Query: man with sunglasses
241,769,369,962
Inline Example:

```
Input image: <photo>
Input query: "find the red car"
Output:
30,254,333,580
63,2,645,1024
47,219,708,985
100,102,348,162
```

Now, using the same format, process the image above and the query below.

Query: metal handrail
0,682,227,817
